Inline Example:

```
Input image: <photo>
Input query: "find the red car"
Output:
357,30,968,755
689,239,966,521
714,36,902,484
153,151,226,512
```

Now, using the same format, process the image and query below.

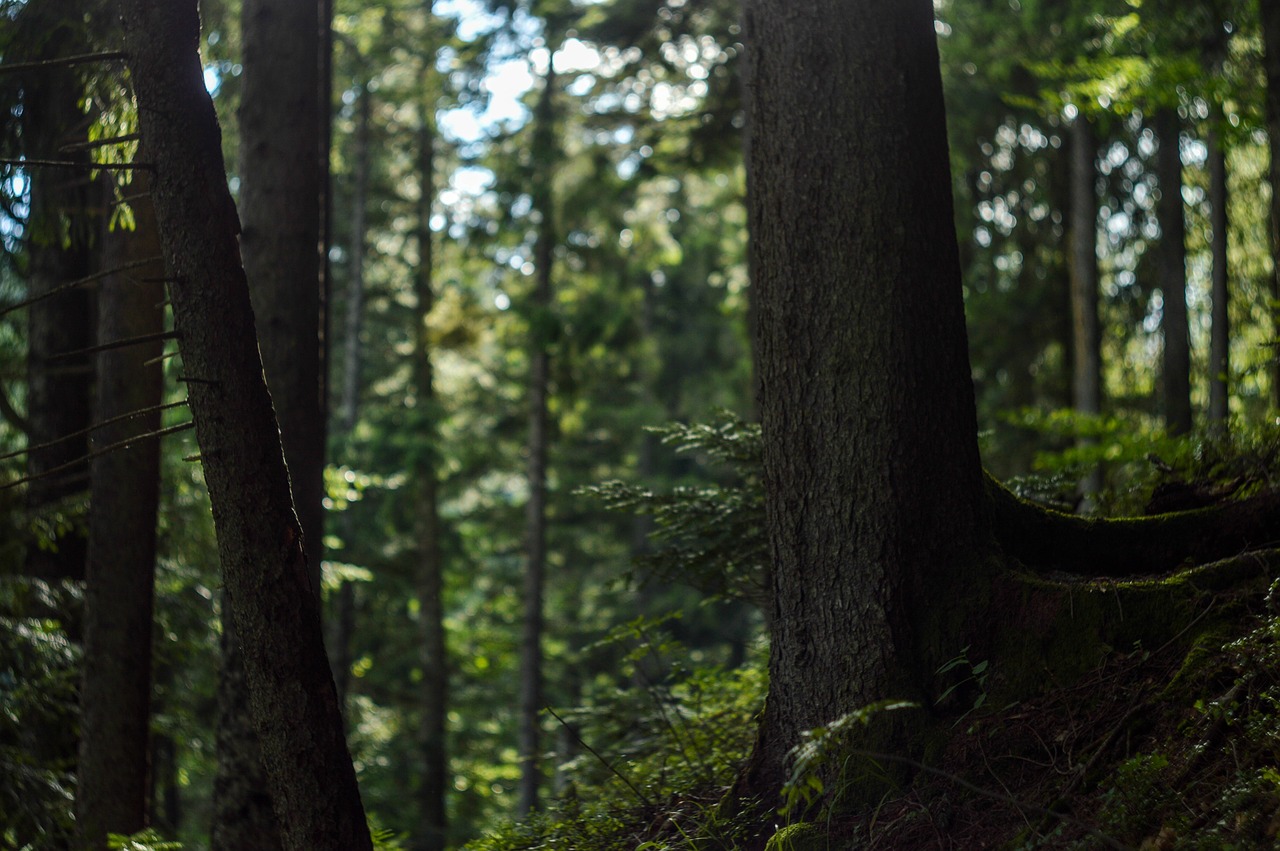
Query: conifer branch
0,400,188,463
60,134,141,152
0,51,127,75
0,257,163,319
0,158,153,171
0,421,194,491
49,330,179,362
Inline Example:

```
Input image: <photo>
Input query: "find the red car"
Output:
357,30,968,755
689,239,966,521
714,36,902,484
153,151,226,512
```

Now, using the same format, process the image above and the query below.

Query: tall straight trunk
1155,107,1192,435
1208,119,1230,426
75,174,166,847
214,0,326,842
1263,0,1280,409
1068,117,1102,503
331,79,370,711
518,59,558,817
739,0,991,801
22,72,95,584
414,99,448,851
117,2,371,848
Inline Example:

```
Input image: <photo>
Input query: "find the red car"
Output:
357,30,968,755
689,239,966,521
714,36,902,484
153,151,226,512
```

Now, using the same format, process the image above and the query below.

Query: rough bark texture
213,0,326,842
75,175,165,848
22,57,94,584
414,99,449,851
1264,0,1280,408
518,60,557,817
240,0,325,589
1208,119,1229,426
116,2,371,848
740,0,991,801
1155,108,1192,435
1068,118,1102,501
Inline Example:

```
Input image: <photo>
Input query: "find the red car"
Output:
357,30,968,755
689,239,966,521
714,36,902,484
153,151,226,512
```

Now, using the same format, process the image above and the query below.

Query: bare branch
0,400,188,463
60,134,141,153
0,421,194,491
0,158,153,171
0,51,128,75
49,330,179,362
0,257,163,319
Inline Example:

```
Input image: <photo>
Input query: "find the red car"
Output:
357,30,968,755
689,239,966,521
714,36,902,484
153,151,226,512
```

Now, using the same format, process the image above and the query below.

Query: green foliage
0,577,80,848
466,624,765,850
780,701,918,820
108,829,183,850
585,412,765,605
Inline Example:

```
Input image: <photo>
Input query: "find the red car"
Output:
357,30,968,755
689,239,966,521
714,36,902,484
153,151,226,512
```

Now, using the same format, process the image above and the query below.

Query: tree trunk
1263,0,1280,409
75,174,166,848
739,0,991,802
330,78,370,711
414,91,449,851
518,59,558,817
1155,107,1192,435
1068,116,1102,503
21,61,95,585
1208,118,1229,426
116,2,371,848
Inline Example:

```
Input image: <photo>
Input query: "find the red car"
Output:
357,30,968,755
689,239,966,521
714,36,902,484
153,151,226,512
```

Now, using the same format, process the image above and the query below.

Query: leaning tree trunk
75,172,166,848
1264,0,1280,409
116,1,371,848
739,0,992,803
213,0,326,841
1155,107,1192,435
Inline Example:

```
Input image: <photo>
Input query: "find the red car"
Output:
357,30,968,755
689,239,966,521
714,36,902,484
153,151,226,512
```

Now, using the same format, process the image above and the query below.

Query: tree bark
75,174,166,848
1208,118,1229,426
116,2,371,848
1155,107,1192,435
1263,0,1280,409
518,59,558,817
739,0,991,802
1068,117,1103,503
414,74,448,851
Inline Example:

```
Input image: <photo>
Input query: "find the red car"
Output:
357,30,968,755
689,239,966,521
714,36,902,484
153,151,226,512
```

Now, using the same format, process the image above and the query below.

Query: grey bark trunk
740,0,990,800
1155,108,1192,435
75,174,166,847
116,1,371,847
1068,117,1102,504
1208,119,1229,427
518,60,558,817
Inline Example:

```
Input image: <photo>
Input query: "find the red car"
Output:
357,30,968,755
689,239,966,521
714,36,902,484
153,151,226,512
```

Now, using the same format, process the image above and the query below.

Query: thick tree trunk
116,2,371,848
214,0,326,841
414,97,449,851
740,0,991,803
1155,108,1192,435
1263,0,1280,409
518,60,558,817
1208,119,1229,426
1068,117,1103,503
75,175,166,848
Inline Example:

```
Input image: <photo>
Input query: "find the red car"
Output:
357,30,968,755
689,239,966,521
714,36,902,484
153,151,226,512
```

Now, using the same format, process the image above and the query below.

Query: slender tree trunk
1263,0,1280,409
518,59,558,817
414,84,449,851
330,79,370,711
738,0,991,803
1208,118,1230,427
75,174,166,848
1155,107,1192,435
1068,117,1102,504
116,2,371,847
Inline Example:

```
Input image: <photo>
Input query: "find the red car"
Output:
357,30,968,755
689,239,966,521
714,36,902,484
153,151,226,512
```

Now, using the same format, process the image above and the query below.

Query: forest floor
800,587,1280,850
